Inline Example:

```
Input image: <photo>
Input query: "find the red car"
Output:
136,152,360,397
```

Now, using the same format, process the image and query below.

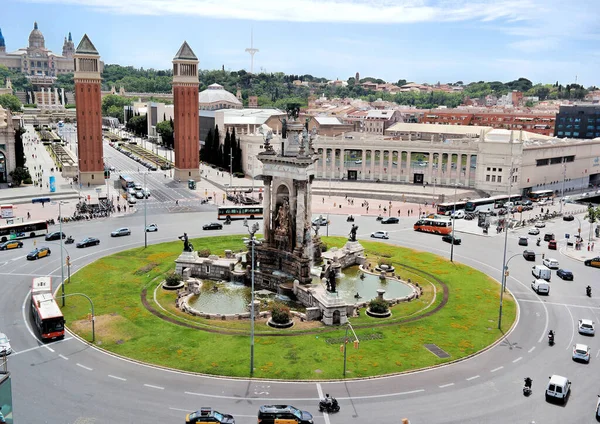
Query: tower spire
245,28,259,74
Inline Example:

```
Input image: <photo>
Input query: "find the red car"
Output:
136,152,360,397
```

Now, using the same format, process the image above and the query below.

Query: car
543,233,555,241
354,160,362,165
556,268,573,280
145,224,158,232
442,234,461,245
542,257,559,269
584,256,600,268
521,200,533,207
111,227,131,237
371,231,389,239
127,195,137,205
0,332,12,356
45,231,66,241
545,374,571,404
518,236,528,246
523,250,536,261
27,247,51,260
142,188,151,198
579,319,595,336
381,217,399,224
572,343,591,363
0,240,23,250
186,407,235,424
596,395,600,420
563,215,574,221
134,190,145,199
535,221,546,228
548,240,557,250
203,222,223,230
528,228,540,235
312,217,328,226
258,405,313,424
127,188,136,196
76,237,100,248
109,165,116,171
450,210,465,219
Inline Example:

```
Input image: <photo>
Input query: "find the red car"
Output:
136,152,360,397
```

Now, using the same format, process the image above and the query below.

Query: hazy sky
2,0,599,86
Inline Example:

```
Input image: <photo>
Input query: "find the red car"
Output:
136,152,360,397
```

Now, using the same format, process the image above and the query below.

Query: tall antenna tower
245,29,259,74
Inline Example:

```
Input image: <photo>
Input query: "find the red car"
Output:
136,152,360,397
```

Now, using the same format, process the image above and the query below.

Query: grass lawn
63,235,516,379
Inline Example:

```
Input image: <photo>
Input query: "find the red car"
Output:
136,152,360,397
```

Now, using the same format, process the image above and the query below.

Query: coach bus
413,218,453,235
0,220,48,242
528,190,554,202
464,195,523,213
436,201,467,216
217,206,263,221
119,174,135,190
31,277,65,340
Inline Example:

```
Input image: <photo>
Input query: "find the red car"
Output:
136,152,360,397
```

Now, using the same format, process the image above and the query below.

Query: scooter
65,236,74,245
347,215,355,222
548,331,555,346
523,378,532,396
318,396,340,413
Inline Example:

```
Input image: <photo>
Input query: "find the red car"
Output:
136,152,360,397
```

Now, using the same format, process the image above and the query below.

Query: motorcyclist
536,237,541,246
587,285,592,296
524,377,532,389
548,330,554,343
324,393,332,407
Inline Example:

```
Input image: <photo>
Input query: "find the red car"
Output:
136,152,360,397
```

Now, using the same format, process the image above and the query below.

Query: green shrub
165,272,183,287
233,172,245,178
22,177,33,185
368,298,389,314
23,104,37,108
198,249,211,258
269,302,291,324
379,257,393,268
65,104,76,109
321,243,328,252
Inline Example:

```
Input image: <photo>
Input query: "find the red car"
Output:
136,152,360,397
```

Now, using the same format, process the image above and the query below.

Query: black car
518,236,528,246
381,217,399,224
556,269,574,280
563,215,575,221
76,237,100,248
45,231,66,241
544,233,555,242
203,222,223,230
523,250,536,261
186,407,235,424
258,405,313,424
442,234,461,245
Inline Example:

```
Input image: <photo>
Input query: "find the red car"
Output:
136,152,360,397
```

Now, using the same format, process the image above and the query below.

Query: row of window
536,156,575,166
556,131,600,138
485,174,517,184
557,124,600,129
559,117,600,123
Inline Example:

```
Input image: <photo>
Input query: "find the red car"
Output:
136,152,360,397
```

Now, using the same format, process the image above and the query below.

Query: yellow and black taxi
257,405,313,424
186,407,235,423
27,246,51,260
584,256,600,268
0,240,23,250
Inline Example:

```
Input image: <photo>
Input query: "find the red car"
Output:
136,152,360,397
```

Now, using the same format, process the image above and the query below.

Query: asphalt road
1,207,599,423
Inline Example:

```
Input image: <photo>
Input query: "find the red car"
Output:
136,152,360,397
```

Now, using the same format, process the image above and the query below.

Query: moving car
145,224,158,232
563,215,574,221
450,210,465,219
543,233,555,241
76,237,100,248
528,228,540,235
45,231,66,241
27,247,51,260
535,221,546,228
258,405,313,424
584,256,600,268
542,258,559,269
532,265,551,281
0,332,12,356
556,269,573,280
548,240,557,250
312,217,328,226
545,375,571,404
203,222,223,231
127,195,137,205
531,279,550,295
186,407,235,424
371,231,389,239
572,343,591,363
442,234,461,245
0,240,23,250
523,250,536,261
578,319,595,336
518,236,528,246
142,188,151,198
134,190,145,199
381,217,399,224
111,228,131,237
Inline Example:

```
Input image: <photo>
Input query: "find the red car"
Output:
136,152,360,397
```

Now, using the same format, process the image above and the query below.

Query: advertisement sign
49,175,56,193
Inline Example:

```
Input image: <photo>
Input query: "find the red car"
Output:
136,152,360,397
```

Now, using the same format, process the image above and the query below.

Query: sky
1,0,599,86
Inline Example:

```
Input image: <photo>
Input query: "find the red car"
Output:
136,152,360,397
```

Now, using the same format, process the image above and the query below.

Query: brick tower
74,34,103,185
172,41,200,181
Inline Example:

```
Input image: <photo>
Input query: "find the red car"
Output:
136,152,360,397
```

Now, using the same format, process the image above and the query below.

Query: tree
201,128,214,164
584,205,600,241
14,127,26,168
102,94,132,122
223,130,231,173
156,120,174,149
213,125,221,166
9,167,31,186
0,94,22,112
125,114,147,136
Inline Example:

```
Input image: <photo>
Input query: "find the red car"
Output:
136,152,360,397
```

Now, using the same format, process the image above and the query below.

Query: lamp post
144,172,148,248
450,183,461,262
244,219,260,375
343,320,359,377
58,201,67,306
559,163,566,214
498,165,514,330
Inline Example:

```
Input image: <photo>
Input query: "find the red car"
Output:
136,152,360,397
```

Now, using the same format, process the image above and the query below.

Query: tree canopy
0,94,22,112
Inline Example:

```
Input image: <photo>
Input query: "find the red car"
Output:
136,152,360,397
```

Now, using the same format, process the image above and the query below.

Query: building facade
554,105,600,139
0,106,18,183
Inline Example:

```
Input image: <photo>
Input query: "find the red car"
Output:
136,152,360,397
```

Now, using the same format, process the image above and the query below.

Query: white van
532,265,551,281
531,279,550,295
546,375,571,404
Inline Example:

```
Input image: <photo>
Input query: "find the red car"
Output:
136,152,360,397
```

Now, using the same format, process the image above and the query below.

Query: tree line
200,125,243,175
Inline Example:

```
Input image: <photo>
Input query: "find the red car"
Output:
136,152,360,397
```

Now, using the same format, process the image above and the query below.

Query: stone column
437,152,443,185
361,149,367,180
387,151,393,182
40,88,44,108
54,87,60,107
406,151,411,183
339,149,345,179
263,177,272,243
61,88,65,106
465,154,471,187
295,181,305,250
427,153,434,184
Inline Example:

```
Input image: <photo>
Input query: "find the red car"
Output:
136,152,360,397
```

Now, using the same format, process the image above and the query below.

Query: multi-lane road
1,167,600,422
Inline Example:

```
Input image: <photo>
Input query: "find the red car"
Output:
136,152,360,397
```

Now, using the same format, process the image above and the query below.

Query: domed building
199,83,242,111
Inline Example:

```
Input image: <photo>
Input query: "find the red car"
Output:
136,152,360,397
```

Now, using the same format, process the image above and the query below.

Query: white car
578,319,595,336
535,221,546,228
572,343,591,363
145,224,158,232
528,228,540,235
451,210,465,219
371,231,389,239
0,332,12,355
542,258,559,269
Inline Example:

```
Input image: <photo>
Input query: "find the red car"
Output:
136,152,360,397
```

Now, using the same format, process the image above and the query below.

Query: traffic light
104,169,110,179
542,253,545,260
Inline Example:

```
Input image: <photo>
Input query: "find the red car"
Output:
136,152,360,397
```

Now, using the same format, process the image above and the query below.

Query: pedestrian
366,206,369,213
27,212,31,219
398,209,401,217
593,242,595,251
322,197,325,204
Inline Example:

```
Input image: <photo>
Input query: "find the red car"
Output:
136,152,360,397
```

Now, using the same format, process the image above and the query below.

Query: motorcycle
376,215,383,221
523,378,532,396
65,236,74,245
347,215,355,222
318,396,340,413
548,331,555,346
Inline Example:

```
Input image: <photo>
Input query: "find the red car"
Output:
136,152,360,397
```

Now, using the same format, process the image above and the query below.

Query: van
531,279,550,295
546,374,571,404
532,265,551,281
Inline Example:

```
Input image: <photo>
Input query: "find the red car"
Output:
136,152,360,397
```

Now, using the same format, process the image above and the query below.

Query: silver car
578,319,595,336
0,332,12,355
111,227,131,237
572,343,590,363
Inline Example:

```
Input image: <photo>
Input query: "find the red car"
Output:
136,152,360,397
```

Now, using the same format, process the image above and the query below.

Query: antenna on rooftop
245,28,259,74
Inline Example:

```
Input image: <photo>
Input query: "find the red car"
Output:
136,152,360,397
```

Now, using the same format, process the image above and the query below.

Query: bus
0,220,48,242
413,218,453,235
31,277,65,340
437,201,467,216
464,195,523,213
217,206,263,221
119,174,135,190
528,190,554,202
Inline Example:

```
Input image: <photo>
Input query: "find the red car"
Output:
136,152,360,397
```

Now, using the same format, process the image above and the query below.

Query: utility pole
559,163,566,214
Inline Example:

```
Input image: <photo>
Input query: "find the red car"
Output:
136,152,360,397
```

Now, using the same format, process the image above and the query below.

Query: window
486,175,490,182
492,175,496,182
536,159,549,166
550,157,562,164
493,168,496,171
497,176,502,183
565,132,571,136
564,156,575,163
487,167,490,171
573,132,579,137
558,131,564,136
498,168,502,172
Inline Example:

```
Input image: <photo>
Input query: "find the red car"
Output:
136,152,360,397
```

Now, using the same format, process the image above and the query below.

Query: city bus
528,190,554,202
217,206,263,221
0,220,48,242
437,201,467,216
119,174,135,190
31,277,65,340
413,218,453,235
464,195,523,213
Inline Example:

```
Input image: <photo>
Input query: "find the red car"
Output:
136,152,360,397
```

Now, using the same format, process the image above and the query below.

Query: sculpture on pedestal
348,224,358,242
178,232,193,252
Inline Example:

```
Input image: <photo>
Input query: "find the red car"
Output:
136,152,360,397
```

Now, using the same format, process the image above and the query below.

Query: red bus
31,277,65,340
414,218,453,235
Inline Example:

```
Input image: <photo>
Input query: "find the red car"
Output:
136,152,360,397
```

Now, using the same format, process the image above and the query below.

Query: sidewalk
562,242,599,262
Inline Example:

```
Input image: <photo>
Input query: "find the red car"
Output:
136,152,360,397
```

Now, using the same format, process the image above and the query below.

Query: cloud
509,37,559,52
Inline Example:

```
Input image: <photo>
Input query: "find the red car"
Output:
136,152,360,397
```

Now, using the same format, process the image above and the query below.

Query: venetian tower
74,34,104,185
172,41,200,181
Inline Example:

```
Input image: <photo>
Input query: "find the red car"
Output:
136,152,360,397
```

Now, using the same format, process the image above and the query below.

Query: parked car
535,221,546,228
0,240,23,250
584,256,600,268
312,217,328,226
381,217,399,224
76,237,100,248
528,228,540,235
578,319,595,336
45,231,66,241
371,231,389,239
110,228,131,237
186,407,235,424
563,215,575,221
518,236,528,246
572,343,591,363
145,224,158,232
0,332,12,356
142,188,151,198
442,234,461,245
203,222,223,230
258,405,313,424
27,247,51,260
556,269,573,280
543,257,559,269
523,250,536,261
544,233,555,241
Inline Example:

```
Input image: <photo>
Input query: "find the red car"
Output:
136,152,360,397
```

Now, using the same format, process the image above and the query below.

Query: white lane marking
316,383,331,424
490,366,503,373
528,347,536,353
59,354,69,360
518,298,600,310
76,363,93,371
184,389,424,401
596,350,600,358
108,375,127,381
512,357,522,363
144,384,165,390
466,375,480,381
439,383,454,388
564,304,576,350
46,346,54,352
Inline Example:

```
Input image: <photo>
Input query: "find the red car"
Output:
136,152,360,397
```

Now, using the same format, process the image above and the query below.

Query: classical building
74,34,104,185
554,104,600,139
172,41,200,181
199,83,242,110
0,22,75,87
0,106,18,184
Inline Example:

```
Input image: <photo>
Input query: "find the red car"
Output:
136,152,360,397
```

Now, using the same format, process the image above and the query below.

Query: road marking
316,383,331,424
466,375,480,381
512,357,522,363
108,375,127,381
144,384,165,390
518,298,600,311
490,366,503,373
564,304,576,350
59,354,69,360
76,363,93,371
439,383,454,388
528,347,535,353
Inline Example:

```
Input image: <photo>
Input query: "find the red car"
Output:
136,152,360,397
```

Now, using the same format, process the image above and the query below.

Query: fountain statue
348,223,358,242
178,232,193,252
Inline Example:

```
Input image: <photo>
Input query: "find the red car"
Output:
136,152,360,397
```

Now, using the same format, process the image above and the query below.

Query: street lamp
243,218,260,375
498,164,515,330
450,183,461,262
144,172,148,248
559,163,566,215
54,201,68,306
